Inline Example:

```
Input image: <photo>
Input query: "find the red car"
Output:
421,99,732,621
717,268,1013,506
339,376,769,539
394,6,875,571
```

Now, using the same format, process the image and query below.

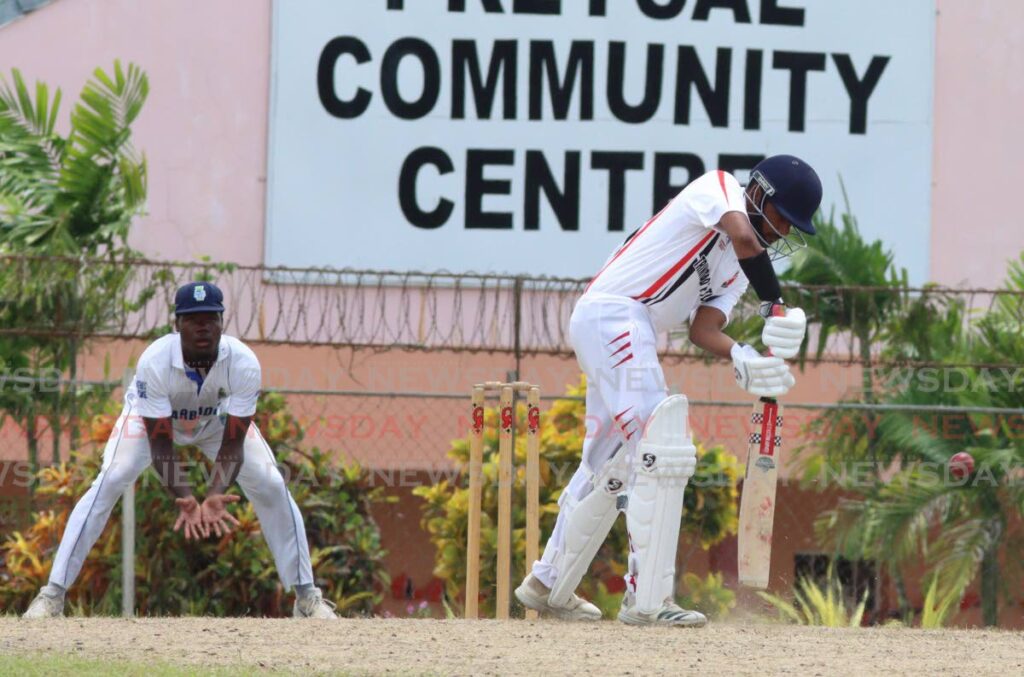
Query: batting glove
731,342,796,398
760,303,806,360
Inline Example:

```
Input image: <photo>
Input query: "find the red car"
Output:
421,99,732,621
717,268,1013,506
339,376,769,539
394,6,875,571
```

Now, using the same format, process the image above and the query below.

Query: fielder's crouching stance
23,282,336,619
515,156,822,626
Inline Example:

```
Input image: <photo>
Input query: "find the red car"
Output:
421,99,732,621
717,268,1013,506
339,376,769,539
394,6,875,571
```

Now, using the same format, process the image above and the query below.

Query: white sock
42,583,66,599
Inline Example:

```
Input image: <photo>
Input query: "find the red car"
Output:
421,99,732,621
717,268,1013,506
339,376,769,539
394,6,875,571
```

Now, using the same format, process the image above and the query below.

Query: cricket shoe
514,573,602,621
293,587,338,619
22,587,65,619
617,593,707,628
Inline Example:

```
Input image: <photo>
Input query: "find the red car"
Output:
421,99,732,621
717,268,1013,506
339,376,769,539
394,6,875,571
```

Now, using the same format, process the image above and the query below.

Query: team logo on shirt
193,285,207,301
695,254,713,303
136,380,147,399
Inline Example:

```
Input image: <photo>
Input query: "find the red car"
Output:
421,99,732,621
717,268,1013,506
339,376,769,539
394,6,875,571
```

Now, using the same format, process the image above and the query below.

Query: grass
0,654,287,676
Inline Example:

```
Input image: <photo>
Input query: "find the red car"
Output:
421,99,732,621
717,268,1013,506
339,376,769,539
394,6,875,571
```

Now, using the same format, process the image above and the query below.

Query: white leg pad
625,395,697,615
547,447,630,607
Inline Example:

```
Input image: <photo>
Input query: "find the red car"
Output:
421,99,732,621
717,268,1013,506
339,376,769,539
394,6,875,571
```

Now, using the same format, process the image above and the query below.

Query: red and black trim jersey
584,171,751,332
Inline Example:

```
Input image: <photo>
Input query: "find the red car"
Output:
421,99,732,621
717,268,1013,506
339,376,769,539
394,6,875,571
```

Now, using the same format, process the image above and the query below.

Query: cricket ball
949,451,975,480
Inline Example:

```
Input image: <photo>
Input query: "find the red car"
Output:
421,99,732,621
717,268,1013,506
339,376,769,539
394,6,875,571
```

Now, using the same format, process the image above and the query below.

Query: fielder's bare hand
174,496,209,541
201,494,242,537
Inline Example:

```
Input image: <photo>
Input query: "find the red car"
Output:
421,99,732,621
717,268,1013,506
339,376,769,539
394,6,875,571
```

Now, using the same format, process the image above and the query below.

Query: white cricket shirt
126,333,261,445
584,170,751,332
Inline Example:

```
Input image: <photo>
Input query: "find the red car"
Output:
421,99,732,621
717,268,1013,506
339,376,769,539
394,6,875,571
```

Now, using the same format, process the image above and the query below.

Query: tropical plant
676,572,736,621
414,376,741,616
815,253,1024,627
919,573,962,629
758,566,868,627
0,61,152,470
0,392,392,616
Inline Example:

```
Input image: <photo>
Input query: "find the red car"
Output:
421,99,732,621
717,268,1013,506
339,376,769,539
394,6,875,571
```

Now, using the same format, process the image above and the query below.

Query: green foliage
414,376,740,615
0,61,153,468
677,571,736,621
758,567,868,627
782,197,906,362
919,573,961,629
812,252,1024,627
0,392,391,616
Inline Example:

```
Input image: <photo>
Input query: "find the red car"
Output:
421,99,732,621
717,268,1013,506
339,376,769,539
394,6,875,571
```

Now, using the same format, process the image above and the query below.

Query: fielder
23,282,336,619
515,155,821,626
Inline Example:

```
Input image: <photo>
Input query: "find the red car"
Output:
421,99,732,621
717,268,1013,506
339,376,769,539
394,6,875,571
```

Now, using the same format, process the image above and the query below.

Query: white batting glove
731,342,796,398
761,303,806,360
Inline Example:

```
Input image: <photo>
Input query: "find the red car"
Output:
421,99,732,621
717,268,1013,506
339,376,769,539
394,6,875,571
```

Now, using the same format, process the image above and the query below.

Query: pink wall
2,0,1022,283
0,0,271,264
930,0,1024,288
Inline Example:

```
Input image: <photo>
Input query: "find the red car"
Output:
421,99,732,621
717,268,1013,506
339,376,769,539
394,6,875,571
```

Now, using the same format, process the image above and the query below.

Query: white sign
266,0,935,281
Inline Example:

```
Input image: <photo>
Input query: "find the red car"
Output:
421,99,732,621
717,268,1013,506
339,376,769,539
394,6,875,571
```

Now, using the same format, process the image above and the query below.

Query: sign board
266,0,935,281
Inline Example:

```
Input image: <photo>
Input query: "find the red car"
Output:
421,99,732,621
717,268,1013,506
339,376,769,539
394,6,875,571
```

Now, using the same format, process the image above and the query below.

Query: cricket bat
737,397,783,589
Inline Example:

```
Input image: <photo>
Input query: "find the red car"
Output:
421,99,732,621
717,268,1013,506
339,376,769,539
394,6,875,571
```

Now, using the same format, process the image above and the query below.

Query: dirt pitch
1,617,1022,675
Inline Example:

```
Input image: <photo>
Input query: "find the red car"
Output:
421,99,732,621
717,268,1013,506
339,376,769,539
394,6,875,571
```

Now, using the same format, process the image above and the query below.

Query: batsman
23,282,337,619
515,156,822,626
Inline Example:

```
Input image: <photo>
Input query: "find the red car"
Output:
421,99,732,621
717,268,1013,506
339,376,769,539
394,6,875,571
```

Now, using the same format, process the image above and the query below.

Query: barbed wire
1,254,1022,369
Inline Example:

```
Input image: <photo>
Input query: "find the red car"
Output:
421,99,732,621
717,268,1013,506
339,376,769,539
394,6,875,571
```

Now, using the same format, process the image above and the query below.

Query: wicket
465,381,541,620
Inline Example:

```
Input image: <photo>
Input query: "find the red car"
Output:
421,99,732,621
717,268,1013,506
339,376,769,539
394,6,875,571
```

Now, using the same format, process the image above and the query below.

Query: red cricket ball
949,451,975,480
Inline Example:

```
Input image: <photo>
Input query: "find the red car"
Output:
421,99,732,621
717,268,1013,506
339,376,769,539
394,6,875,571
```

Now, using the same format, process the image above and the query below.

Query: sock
42,583,66,599
295,583,315,597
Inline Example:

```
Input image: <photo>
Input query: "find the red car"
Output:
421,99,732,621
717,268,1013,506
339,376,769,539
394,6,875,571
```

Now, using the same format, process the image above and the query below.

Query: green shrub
758,566,868,627
0,392,391,616
414,376,740,616
677,572,736,620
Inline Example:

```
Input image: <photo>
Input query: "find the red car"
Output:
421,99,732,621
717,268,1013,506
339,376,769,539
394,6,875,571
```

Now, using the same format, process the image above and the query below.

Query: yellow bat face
737,398,783,590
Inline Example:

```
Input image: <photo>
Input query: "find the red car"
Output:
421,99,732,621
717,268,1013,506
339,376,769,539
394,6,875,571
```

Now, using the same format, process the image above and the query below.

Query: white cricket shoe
618,593,707,628
514,573,602,621
22,588,65,619
293,588,338,619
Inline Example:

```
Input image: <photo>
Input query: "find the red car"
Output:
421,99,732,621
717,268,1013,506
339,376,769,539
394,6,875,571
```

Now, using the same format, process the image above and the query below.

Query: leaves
0,62,155,469
807,248,1024,626
758,565,868,627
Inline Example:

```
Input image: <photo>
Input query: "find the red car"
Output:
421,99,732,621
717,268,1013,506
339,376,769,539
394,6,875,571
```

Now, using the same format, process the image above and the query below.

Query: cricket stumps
465,381,541,620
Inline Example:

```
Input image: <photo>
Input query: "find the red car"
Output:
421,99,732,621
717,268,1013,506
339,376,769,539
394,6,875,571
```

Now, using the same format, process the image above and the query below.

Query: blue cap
174,282,225,315
751,155,822,234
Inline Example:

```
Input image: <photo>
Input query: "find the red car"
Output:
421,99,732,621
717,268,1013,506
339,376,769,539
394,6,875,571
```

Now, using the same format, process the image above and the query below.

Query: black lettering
452,40,518,119
832,54,890,135
449,0,504,11
718,153,764,178
607,42,664,124
760,0,804,26
694,0,752,22
529,41,594,120
317,37,372,119
381,38,441,120
744,49,763,130
466,149,514,229
514,0,560,13
773,51,826,132
675,46,731,127
589,0,607,14
387,0,403,8
653,153,704,210
524,151,580,231
400,147,455,229
591,152,644,231
637,0,686,20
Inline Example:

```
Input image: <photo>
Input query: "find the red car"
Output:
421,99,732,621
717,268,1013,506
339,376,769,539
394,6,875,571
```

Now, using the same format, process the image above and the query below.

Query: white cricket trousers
47,404,315,591
532,293,669,587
